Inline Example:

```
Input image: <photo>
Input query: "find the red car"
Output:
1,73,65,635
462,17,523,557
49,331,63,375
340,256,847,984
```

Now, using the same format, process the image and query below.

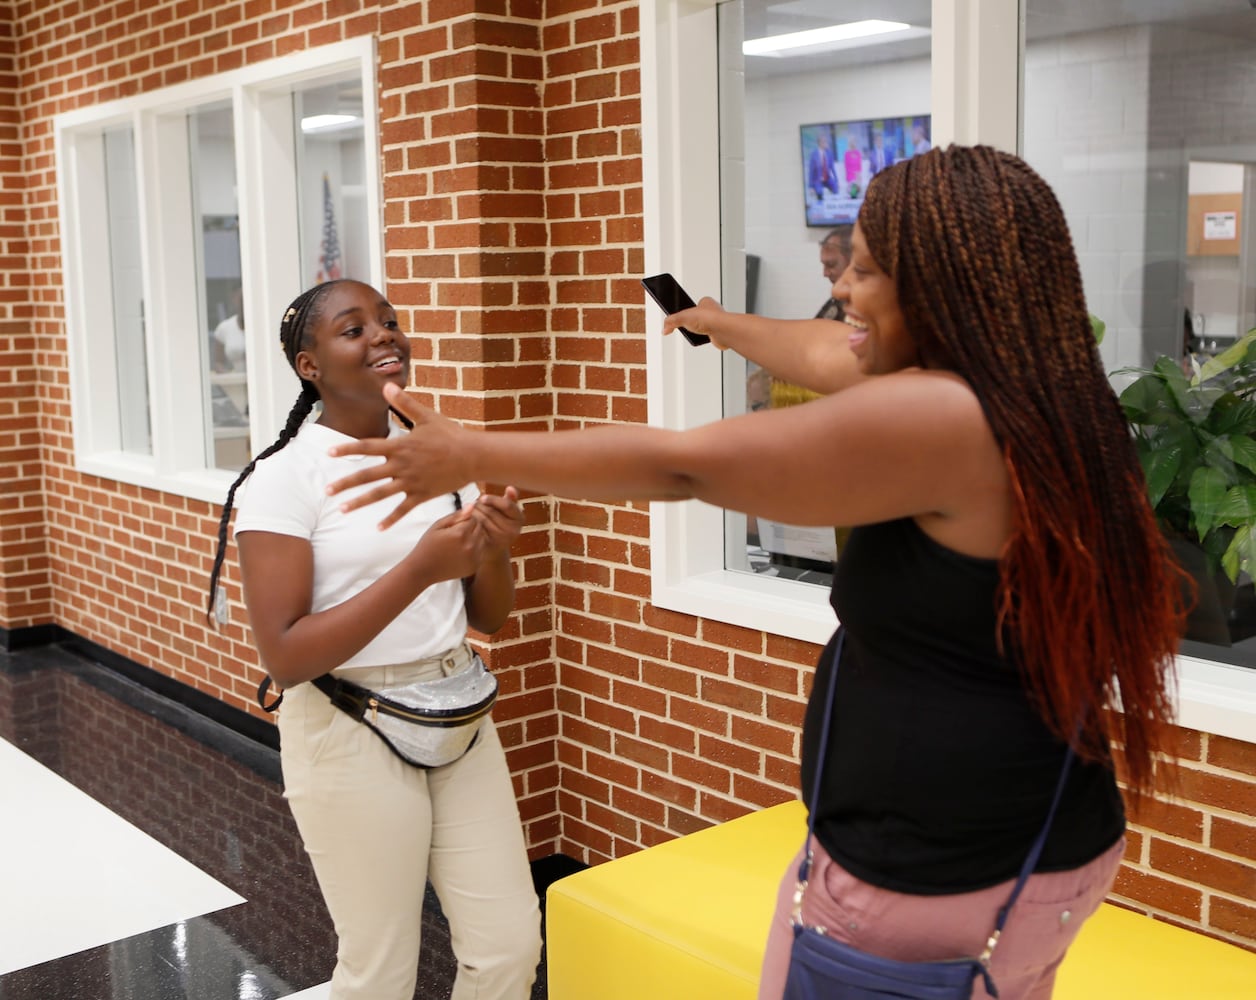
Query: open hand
326,382,471,530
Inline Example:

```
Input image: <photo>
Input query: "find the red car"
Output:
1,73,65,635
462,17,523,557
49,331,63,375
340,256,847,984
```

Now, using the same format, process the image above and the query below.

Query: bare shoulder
859,370,1010,556
827,367,992,430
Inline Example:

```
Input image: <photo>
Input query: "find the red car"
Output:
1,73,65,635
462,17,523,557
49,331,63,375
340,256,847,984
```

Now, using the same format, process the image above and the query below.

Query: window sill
76,454,234,507
652,565,1256,746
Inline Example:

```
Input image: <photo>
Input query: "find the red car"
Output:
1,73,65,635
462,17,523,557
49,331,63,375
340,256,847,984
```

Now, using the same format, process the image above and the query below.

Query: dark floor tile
0,645,549,999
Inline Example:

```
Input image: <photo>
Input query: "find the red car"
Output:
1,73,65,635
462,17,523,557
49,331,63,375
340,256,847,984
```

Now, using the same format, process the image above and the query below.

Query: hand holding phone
641,273,710,346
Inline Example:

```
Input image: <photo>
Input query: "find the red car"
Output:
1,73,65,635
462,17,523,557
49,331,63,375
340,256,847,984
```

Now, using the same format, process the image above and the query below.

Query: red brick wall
0,0,1251,954
0,3,44,631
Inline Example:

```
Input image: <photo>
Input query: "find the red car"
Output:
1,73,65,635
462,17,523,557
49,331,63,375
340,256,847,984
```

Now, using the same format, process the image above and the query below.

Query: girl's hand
327,382,471,529
470,486,524,558
412,507,484,582
662,297,731,350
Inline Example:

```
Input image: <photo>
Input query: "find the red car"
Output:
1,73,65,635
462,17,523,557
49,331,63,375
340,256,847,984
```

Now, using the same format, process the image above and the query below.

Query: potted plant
1118,327,1256,644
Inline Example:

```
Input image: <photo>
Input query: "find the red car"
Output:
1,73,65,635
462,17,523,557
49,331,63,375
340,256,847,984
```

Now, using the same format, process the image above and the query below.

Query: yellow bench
546,800,1256,1000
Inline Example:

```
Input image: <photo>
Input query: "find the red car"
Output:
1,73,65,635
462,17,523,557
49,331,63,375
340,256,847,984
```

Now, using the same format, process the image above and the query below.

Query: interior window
1023,0,1256,669
57,40,380,505
189,102,249,473
104,125,150,457
718,0,932,588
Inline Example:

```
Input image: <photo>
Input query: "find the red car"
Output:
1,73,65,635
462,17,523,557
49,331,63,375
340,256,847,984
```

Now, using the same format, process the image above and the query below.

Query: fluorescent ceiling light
300,114,360,133
744,19,920,57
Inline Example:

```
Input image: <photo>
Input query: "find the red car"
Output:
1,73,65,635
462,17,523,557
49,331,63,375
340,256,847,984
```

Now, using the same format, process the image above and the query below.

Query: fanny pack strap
800,627,1077,968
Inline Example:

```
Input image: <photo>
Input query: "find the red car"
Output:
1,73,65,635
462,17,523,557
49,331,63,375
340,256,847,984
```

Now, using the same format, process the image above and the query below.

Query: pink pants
758,835,1125,1000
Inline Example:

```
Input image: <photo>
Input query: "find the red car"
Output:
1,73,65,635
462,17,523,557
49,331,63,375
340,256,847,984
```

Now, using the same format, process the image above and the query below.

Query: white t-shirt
233,420,480,670
213,314,247,371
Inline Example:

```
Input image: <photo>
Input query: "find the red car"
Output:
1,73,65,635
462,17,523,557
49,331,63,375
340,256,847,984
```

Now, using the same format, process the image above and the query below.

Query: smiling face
834,222,918,376
294,280,411,435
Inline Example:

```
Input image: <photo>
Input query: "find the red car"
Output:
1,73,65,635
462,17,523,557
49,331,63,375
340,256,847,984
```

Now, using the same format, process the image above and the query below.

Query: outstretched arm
327,376,1008,554
663,298,865,394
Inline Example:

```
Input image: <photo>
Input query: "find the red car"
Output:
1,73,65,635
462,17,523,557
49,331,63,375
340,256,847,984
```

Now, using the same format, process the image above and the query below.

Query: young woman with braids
320,147,1186,999
206,279,542,1000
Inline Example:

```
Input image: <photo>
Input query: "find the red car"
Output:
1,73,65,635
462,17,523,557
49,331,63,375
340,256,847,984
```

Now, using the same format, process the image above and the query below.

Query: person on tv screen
868,131,893,176
808,132,838,201
912,121,931,157
842,130,863,193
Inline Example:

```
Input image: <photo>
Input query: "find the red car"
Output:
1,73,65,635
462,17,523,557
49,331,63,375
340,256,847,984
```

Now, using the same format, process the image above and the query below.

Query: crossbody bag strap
257,675,284,713
797,628,845,886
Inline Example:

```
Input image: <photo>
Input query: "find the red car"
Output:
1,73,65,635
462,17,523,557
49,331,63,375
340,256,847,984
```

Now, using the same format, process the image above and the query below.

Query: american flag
316,172,342,283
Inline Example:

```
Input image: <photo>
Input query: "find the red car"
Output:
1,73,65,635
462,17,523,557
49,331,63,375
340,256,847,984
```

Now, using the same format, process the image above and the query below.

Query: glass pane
295,79,367,286
103,126,150,455
719,0,932,587
1023,1,1256,668
189,102,250,472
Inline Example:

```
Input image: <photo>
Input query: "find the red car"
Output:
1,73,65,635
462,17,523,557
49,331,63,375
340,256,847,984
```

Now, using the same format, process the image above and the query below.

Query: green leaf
1188,466,1230,540
1090,314,1106,344
1219,523,1256,583
1119,372,1183,425
1217,484,1256,527
1198,328,1256,382
1204,395,1256,436
1142,445,1183,509
1227,435,1256,477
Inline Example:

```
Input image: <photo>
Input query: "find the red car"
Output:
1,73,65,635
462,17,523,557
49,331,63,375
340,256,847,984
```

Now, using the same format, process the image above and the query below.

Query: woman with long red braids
325,145,1186,999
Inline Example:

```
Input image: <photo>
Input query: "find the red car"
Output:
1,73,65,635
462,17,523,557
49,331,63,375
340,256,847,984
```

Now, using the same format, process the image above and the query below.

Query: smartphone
641,272,710,346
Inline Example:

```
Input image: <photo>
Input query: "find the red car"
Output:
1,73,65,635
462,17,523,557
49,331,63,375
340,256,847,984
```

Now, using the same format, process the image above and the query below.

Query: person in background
769,225,853,416
321,145,1186,1000
808,131,838,202
212,286,247,373
813,226,852,323
205,279,542,1000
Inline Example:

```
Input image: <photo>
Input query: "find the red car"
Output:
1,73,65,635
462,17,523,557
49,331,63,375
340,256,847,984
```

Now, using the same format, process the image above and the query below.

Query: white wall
1025,22,1256,367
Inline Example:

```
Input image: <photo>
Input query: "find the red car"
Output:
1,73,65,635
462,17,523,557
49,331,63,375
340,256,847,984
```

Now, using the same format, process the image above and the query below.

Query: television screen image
802,115,931,227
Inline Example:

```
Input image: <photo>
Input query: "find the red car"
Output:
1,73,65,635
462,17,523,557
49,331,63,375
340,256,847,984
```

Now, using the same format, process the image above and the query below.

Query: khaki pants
278,644,542,1000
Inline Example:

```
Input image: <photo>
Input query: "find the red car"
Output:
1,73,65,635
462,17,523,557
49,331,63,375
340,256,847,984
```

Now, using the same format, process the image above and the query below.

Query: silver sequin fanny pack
257,651,498,768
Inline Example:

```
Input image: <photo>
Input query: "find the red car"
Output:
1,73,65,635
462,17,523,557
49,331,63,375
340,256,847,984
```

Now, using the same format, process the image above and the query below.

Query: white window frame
56,36,382,505
640,0,1256,743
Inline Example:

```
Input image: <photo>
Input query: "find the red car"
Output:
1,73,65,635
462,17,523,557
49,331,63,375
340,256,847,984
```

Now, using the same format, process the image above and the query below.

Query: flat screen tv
801,115,931,228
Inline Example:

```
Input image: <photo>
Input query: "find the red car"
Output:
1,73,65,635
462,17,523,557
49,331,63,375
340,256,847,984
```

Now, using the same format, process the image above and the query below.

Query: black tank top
800,518,1124,894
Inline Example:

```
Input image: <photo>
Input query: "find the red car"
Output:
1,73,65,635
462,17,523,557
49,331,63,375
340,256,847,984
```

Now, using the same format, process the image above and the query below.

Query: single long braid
205,280,348,624
858,146,1188,797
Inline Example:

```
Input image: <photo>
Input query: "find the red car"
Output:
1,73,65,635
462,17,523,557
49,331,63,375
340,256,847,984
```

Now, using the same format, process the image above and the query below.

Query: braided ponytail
205,280,347,625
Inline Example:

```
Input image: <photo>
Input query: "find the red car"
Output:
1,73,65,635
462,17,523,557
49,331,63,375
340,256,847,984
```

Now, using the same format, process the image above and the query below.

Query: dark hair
205,279,348,624
857,145,1187,797
820,225,853,255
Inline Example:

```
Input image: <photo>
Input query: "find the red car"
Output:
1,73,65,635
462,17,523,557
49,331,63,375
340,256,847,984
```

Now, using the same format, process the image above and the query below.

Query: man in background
813,225,852,323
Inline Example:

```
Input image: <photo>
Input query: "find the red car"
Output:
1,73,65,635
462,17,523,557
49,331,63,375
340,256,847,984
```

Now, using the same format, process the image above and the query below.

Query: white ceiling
742,0,1256,79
